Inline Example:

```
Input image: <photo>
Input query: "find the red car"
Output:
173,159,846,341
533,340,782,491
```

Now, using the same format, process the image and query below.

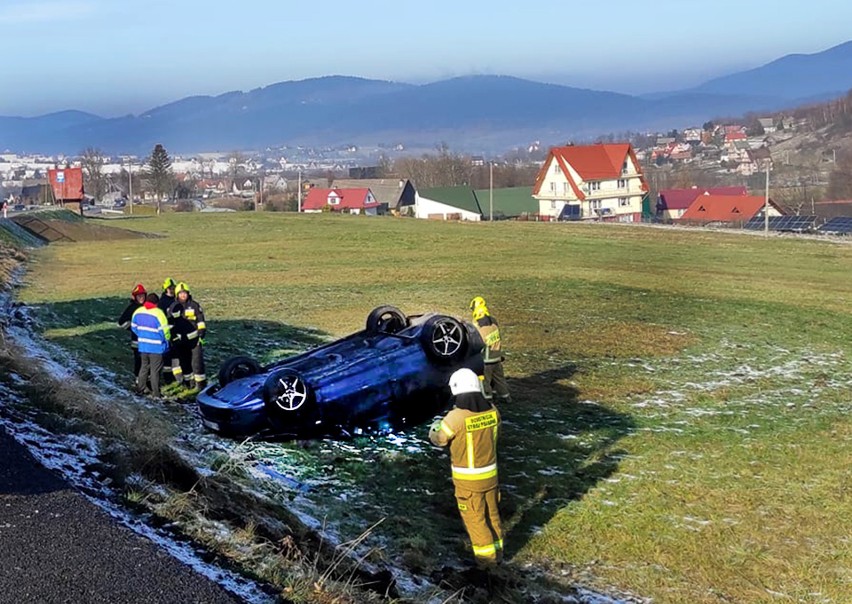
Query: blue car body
197,308,484,438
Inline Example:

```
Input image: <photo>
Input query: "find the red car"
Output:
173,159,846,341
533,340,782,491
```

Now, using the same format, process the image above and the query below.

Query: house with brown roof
532,143,649,221
678,194,784,226
327,178,415,213
657,186,747,221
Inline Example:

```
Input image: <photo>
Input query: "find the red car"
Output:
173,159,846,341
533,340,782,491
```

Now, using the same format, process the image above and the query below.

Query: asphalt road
0,426,242,604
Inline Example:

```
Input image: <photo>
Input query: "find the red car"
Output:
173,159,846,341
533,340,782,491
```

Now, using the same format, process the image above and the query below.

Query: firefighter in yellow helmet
166,282,207,390
430,368,503,567
469,297,511,403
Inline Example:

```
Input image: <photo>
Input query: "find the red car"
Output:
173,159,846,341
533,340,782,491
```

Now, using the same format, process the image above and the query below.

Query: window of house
327,195,340,205
589,181,601,192
563,182,569,195
619,197,630,207
622,160,629,175
590,200,601,209
551,200,558,209
618,178,627,189
550,182,556,193
553,162,560,174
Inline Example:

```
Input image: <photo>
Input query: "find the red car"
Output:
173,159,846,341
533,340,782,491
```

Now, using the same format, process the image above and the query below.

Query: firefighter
117,283,147,377
167,282,207,391
158,277,178,385
131,292,171,398
469,296,511,403
429,368,503,567
158,277,177,312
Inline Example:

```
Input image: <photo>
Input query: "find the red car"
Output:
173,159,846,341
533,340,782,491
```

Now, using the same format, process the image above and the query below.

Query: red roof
679,194,782,223
533,143,648,199
658,186,747,211
47,167,84,201
725,132,747,142
302,188,379,211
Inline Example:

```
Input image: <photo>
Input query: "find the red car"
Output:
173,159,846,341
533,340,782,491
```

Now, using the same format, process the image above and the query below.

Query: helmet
449,368,481,396
131,283,147,297
469,296,487,311
163,277,176,290
175,282,190,295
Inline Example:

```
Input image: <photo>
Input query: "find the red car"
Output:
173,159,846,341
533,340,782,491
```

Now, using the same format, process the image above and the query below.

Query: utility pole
489,162,493,221
258,175,263,210
127,159,134,215
297,169,302,213
763,160,770,236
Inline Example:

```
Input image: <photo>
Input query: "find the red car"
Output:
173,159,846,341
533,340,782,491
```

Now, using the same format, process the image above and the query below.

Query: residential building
679,194,783,225
532,143,649,222
657,186,747,221
758,118,777,133
302,187,383,215
327,178,416,213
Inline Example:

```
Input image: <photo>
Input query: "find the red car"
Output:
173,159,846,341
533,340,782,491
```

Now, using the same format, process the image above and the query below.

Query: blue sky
3,0,851,117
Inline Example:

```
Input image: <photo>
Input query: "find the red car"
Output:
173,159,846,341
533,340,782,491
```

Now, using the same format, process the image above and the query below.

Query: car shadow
497,364,635,559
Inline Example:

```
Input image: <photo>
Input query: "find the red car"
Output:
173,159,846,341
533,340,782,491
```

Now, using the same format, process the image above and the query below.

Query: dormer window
327,193,340,205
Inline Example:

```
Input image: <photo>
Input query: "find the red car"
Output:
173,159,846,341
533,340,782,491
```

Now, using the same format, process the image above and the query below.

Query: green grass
19,213,852,603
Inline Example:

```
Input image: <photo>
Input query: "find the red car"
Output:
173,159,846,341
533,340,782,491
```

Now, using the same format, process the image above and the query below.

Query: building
301,187,383,215
327,178,416,213
532,143,649,222
657,186,747,221
414,187,482,221
47,167,84,212
679,194,784,225
472,186,537,220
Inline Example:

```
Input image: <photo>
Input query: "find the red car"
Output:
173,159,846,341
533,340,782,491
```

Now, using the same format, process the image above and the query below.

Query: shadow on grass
29,296,331,384
499,365,635,558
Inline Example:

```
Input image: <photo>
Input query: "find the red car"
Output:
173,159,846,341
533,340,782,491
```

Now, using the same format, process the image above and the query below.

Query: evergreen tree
147,143,173,215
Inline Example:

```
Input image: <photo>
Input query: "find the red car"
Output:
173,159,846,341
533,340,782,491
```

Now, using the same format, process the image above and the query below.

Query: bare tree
80,147,107,201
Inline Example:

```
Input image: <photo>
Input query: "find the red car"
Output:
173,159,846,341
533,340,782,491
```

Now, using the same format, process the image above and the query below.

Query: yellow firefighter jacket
475,315,503,364
430,405,500,491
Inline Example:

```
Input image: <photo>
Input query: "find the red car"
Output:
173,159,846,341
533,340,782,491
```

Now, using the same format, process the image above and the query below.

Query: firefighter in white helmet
429,368,503,566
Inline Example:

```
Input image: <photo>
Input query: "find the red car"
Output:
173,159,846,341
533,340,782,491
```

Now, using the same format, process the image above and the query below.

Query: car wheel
421,316,468,363
263,369,314,414
366,305,407,334
218,355,261,386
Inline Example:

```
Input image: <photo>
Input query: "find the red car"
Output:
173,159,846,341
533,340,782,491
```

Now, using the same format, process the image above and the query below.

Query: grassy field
18,212,852,603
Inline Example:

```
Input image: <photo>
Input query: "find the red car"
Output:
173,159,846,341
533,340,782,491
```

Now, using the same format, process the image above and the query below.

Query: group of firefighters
120,287,508,570
117,278,207,399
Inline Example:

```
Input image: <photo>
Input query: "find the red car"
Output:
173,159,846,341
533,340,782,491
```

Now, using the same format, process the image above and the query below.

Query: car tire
263,369,315,415
218,355,262,386
421,316,468,364
366,305,407,335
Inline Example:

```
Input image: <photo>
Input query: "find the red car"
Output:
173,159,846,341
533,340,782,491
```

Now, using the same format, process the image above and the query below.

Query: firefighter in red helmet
117,283,147,377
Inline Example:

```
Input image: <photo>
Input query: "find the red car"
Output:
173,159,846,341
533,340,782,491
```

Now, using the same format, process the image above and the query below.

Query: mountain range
2,40,851,156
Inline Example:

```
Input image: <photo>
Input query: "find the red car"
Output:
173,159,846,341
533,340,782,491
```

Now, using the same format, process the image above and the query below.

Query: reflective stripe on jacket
131,305,171,354
167,297,206,341
430,406,500,491
475,315,503,364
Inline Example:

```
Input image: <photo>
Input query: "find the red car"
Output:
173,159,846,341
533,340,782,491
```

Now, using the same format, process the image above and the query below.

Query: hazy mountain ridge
2,41,851,155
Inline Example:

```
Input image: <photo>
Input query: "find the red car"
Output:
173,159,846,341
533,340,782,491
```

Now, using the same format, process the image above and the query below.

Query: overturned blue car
196,306,485,438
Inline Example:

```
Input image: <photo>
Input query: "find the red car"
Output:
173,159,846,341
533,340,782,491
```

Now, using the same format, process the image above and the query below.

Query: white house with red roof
301,187,383,215
532,143,649,221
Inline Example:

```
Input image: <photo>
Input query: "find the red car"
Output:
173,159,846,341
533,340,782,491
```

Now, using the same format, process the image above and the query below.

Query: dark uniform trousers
137,353,164,397
483,362,511,402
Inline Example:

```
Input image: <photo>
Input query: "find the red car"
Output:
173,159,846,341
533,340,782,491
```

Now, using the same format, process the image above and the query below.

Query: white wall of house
414,194,481,221
535,154,645,219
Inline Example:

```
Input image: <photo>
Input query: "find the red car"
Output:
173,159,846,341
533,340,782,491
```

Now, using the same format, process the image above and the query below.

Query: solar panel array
743,215,818,232
818,216,852,235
